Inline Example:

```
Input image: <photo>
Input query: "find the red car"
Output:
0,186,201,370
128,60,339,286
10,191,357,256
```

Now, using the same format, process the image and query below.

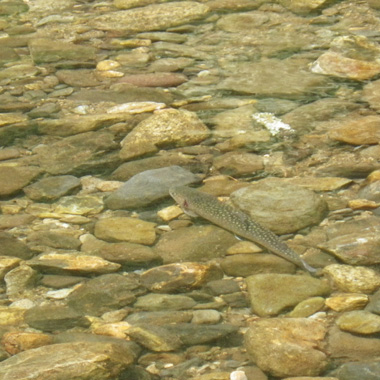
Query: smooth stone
220,253,296,277
323,264,380,294
24,131,119,175
287,297,325,318
126,310,193,325
25,305,89,332
0,257,21,281
119,72,187,87
90,2,210,33
363,78,380,112
326,293,369,312
245,318,327,378
282,98,360,131
366,287,380,315
140,262,223,293
282,176,352,192
246,274,330,317
2,331,53,355
67,274,140,316
154,225,237,263
212,152,264,177
105,165,199,209
328,325,380,361
332,360,380,380
56,69,101,87
54,195,104,215
27,102,61,118
319,231,380,265
218,58,330,99
231,178,327,234
127,324,183,352
29,38,96,64
358,181,380,202
148,57,194,72
336,310,380,334
23,175,81,201
0,341,134,380
27,252,121,275
279,0,331,13
134,293,196,311
206,279,241,295
0,307,25,326
4,265,39,300
0,214,35,230
120,109,210,160
94,217,156,245
328,115,380,145
0,165,41,196
191,309,221,324
0,232,33,259
26,230,81,250
37,113,132,137
40,274,88,289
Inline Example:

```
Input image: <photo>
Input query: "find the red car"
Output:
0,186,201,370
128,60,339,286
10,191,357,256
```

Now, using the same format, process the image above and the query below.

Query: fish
169,185,317,274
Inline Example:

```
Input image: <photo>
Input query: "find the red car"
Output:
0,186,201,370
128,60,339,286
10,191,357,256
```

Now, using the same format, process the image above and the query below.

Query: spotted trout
169,186,317,274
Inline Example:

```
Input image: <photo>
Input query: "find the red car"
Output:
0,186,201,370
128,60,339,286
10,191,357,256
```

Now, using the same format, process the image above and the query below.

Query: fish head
169,186,199,217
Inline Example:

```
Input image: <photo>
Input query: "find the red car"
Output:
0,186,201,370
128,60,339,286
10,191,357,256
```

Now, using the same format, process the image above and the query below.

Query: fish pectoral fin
182,209,198,218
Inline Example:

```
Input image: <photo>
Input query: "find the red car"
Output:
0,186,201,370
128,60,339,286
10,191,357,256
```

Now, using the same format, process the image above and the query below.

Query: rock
29,38,97,65
40,274,88,289
279,0,332,14
218,58,330,99
287,296,325,318
220,253,296,277
363,78,380,112
326,293,369,312
23,175,81,201
212,152,264,177
230,178,327,234
37,113,132,137
67,273,140,316
24,131,119,176
206,279,241,295
90,2,210,33
336,310,380,334
245,318,327,377
94,217,156,245
0,232,33,259
27,230,81,250
0,214,35,230
328,325,380,361
0,165,41,197
310,36,380,80
282,176,352,192
54,195,104,216
154,225,237,263
134,293,196,311
328,115,380,145
140,262,223,293
245,274,330,317
0,2,29,15
323,264,380,294
105,165,199,209
126,310,193,325
1,331,53,355
119,108,209,160
0,341,135,380
110,151,209,181
27,252,121,275
358,181,380,202
191,309,221,324
4,265,39,300
25,305,90,332
0,307,25,326
0,257,22,281
332,360,380,380
127,324,183,351
119,72,187,87
56,69,100,87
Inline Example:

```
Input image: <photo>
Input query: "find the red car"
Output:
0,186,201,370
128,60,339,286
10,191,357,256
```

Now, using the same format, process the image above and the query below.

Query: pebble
336,310,380,334
325,293,369,312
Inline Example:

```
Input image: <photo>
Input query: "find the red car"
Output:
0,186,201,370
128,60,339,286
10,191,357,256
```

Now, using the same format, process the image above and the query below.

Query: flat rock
26,230,81,250
67,273,140,316
4,265,39,300
154,225,237,263
23,175,81,201
326,293,369,312
134,293,196,311
119,72,187,87
25,305,90,332
0,232,33,259
119,108,210,160
336,310,380,334
29,38,96,65
212,152,264,177
0,165,41,197
231,177,327,234
140,262,223,293
245,318,327,377
0,341,134,380
54,195,104,216
332,360,380,380
323,264,380,294
218,58,330,99
94,217,156,244
245,274,330,317
363,78,380,112
89,2,209,33
27,252,121,275
126,310,193,325
0,256,22,281
105,165,199,209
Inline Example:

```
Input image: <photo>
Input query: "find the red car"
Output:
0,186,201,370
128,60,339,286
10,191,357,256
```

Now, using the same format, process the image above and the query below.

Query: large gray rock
105,165,199,209
231,177,327,234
